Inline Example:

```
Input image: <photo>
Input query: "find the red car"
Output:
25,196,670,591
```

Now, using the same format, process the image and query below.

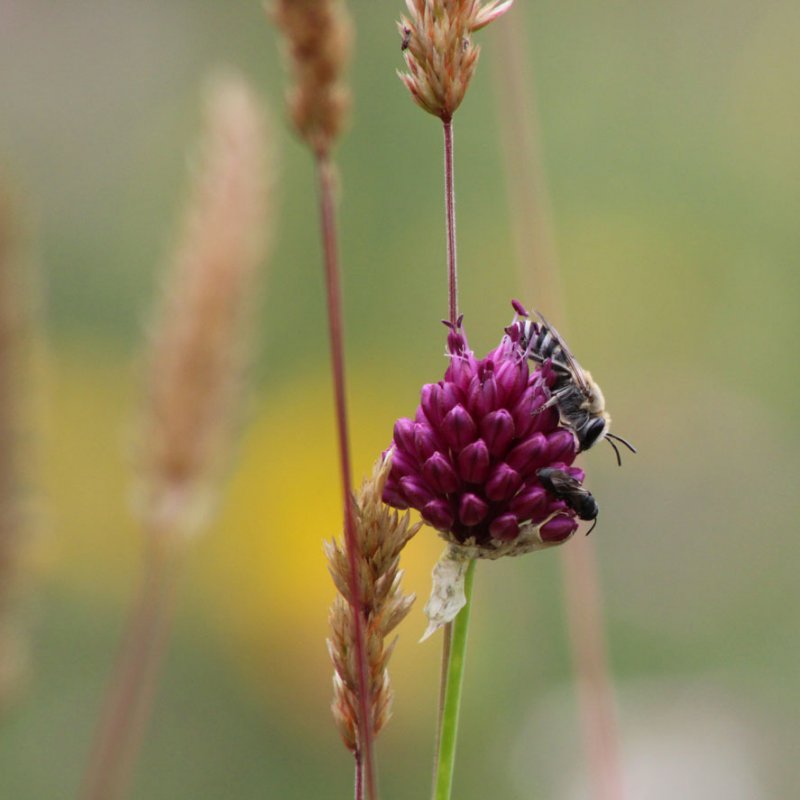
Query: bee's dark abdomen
574,492,598,521
537,467,598,522
521,322,572,376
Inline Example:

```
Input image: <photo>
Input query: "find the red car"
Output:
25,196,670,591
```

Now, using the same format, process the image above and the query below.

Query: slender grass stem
432,558,476,800
442,118,458,326
492,17,625,800
79,534,182,800
355,751,364,800
491,21,559,311
316,153,377,800
562,538,625,800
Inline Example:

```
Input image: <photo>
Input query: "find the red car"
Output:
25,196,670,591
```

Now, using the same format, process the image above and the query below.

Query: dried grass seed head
273,0,353,156
327,456,420,751
135,73,271,539
398,0,514,120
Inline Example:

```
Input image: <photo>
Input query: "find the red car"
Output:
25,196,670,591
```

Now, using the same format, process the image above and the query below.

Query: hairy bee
537,467,599,535
519,312,635,465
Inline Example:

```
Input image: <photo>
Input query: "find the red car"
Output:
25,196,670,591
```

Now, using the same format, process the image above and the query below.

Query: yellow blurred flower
46,348,440,695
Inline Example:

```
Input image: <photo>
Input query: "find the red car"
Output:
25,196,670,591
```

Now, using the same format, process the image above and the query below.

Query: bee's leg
532,386,571,415
532,395,559,415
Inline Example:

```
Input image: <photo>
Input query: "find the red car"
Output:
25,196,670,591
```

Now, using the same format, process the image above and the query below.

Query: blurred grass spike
326,454,420,751
133,71,271,542
273,0,353,157
80,71,273,800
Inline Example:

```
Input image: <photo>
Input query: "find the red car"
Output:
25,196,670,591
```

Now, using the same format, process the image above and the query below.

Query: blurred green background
1,0,799,797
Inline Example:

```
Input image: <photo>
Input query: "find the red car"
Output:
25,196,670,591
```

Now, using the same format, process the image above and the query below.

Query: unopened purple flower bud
445,358,472,391
510,485,549,521
420,383,444,427
458,493,489,526
480,409,515,456
390,447,419,479
485,462,522,502
546,429,576,463
506,432,548,475
489,513,519,541
422,499,455,531
441,404,478,451
467,366,499,419
440,382,465,415
457,439,490,483
540,514,578,543
494,358,526,405
510,388,538,439
399,476,435,508
382,481,409,510
414,424,444,462
422,453,460,494
393,418,417,456
446,329,468,356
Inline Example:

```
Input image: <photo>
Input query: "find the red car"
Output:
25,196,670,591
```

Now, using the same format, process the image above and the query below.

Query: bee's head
582,416,608,450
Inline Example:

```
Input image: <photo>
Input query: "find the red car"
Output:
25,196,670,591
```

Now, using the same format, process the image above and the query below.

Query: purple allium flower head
383,311,586,557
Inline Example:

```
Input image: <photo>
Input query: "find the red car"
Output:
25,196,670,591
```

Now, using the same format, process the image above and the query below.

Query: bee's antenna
606,432,637,453
585,517,598,536
605,436,623,467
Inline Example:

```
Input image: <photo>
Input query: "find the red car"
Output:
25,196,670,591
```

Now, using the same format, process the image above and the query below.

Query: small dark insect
537,467,599,535
519,311,636,465
401,26,412,51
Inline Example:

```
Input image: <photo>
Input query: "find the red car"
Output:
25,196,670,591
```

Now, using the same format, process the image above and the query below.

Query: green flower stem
432,558,477,800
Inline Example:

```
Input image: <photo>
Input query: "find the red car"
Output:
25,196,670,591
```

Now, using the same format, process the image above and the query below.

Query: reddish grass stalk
562,538,625,800
492,17,625,800
442,119,458,326
315,154,377,800
80,535,182,800
354,751,367,800
0,186,35,712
